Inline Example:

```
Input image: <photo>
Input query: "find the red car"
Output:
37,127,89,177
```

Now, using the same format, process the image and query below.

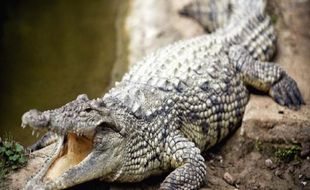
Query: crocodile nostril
21,109,49,128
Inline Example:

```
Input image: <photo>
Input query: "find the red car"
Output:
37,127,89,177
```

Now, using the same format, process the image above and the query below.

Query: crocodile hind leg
160,134,207,190
229,45,305,109
28,132,58,152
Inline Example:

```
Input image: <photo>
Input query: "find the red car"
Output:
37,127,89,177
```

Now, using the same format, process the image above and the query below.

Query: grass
254,140,301,163
274,145,301,163
0,135,28,180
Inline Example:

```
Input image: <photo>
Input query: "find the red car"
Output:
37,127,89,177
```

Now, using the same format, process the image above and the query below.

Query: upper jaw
21,95,110,136
21,108,100,137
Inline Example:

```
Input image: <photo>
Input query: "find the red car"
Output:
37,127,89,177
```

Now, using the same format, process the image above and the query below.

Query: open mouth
43,133,94,181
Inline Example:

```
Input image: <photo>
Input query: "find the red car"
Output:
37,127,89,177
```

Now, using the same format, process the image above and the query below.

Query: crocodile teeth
32,130,35,136
21,123,26,129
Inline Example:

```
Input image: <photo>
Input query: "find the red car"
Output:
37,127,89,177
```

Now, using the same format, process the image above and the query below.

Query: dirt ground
4,0,310,189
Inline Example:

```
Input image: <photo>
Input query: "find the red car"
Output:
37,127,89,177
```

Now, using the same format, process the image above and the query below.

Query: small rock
274,169,282,177
265,159,273,169
288,166,295,173
223,172,235,185
216,155,223,163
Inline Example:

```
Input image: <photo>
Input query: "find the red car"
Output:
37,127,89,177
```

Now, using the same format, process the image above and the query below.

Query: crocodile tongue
45,133,93,181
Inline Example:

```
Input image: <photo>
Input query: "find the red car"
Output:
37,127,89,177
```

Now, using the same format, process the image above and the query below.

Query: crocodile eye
84,108,92,113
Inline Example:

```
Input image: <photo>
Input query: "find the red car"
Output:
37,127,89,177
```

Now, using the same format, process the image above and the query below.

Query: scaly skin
21,0,304,189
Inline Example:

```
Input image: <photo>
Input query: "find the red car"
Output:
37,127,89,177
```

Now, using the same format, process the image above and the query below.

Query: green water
0,0,126,146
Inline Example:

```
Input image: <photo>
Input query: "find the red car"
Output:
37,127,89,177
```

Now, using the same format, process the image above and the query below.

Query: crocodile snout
21,109,50,129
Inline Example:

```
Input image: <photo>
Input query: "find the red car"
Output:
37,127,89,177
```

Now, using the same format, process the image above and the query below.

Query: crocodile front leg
160,134,207,190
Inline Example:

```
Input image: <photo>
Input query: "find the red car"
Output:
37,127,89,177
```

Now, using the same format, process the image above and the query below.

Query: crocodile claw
270,74,305,109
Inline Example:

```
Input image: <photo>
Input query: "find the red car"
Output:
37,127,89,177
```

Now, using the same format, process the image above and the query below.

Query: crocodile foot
270,73,305,109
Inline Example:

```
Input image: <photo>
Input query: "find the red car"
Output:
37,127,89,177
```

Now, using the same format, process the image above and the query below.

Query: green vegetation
270,14,278,24
254,139,263,152
0,137,28,180
274,145,301,163
254,140,301,163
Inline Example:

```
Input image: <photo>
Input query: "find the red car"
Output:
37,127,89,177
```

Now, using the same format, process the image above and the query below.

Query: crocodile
21,0,304,189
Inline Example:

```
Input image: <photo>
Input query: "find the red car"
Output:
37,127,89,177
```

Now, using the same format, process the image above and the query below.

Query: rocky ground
4,0,310,189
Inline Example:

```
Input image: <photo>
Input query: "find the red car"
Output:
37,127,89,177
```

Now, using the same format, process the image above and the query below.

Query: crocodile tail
225,0,277,61
180,0,276,62
180,0,233,33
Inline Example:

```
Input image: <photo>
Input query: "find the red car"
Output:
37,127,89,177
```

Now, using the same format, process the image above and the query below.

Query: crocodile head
22,94,130,189
22,94,108,135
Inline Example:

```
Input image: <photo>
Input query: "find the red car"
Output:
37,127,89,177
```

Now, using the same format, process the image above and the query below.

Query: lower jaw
44,133,93,181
